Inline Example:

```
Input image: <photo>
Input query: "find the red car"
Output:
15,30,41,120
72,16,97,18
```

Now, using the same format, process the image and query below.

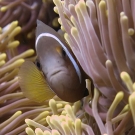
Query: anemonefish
18,20,90,103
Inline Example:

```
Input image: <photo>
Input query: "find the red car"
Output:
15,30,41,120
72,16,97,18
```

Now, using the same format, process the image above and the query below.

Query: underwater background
0,0,135,135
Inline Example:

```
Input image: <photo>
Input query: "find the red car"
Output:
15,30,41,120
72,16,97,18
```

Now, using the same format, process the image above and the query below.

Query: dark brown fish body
35,20,89,102
18,20,90,103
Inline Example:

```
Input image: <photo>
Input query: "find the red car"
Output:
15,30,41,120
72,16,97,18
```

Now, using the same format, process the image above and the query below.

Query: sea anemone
0,0,42,33
25,101,95,135
0,1,60,134
0,21,35,134
0,0,59,49
53,0,135,134
1,0,135,135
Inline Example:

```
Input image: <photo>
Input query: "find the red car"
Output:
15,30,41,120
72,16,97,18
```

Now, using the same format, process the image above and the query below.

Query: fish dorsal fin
18,61,55,103
36,20,63,41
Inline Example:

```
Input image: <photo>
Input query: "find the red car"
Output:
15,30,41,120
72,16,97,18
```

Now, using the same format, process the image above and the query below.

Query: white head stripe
36,33,81,83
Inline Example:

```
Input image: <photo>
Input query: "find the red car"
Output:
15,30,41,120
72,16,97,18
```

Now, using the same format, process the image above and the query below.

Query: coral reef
1,0,135,135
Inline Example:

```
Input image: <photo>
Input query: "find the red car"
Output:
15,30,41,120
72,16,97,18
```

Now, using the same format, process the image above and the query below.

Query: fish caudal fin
18,61,55,103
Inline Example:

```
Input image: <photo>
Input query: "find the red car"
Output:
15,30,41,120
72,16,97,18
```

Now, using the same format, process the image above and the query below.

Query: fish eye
35,60,41,70
62,49,66,57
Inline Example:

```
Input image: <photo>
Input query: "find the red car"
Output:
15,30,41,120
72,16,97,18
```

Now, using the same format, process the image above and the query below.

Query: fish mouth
49,68,68,80
48,69,64,83
51,70,61,76
50,67,68,76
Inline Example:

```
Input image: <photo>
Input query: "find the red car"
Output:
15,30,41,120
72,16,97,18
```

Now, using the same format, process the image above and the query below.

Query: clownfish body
18,20,89,103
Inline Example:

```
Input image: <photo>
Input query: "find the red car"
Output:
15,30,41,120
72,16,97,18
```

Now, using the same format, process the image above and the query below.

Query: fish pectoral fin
18,61,55,103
